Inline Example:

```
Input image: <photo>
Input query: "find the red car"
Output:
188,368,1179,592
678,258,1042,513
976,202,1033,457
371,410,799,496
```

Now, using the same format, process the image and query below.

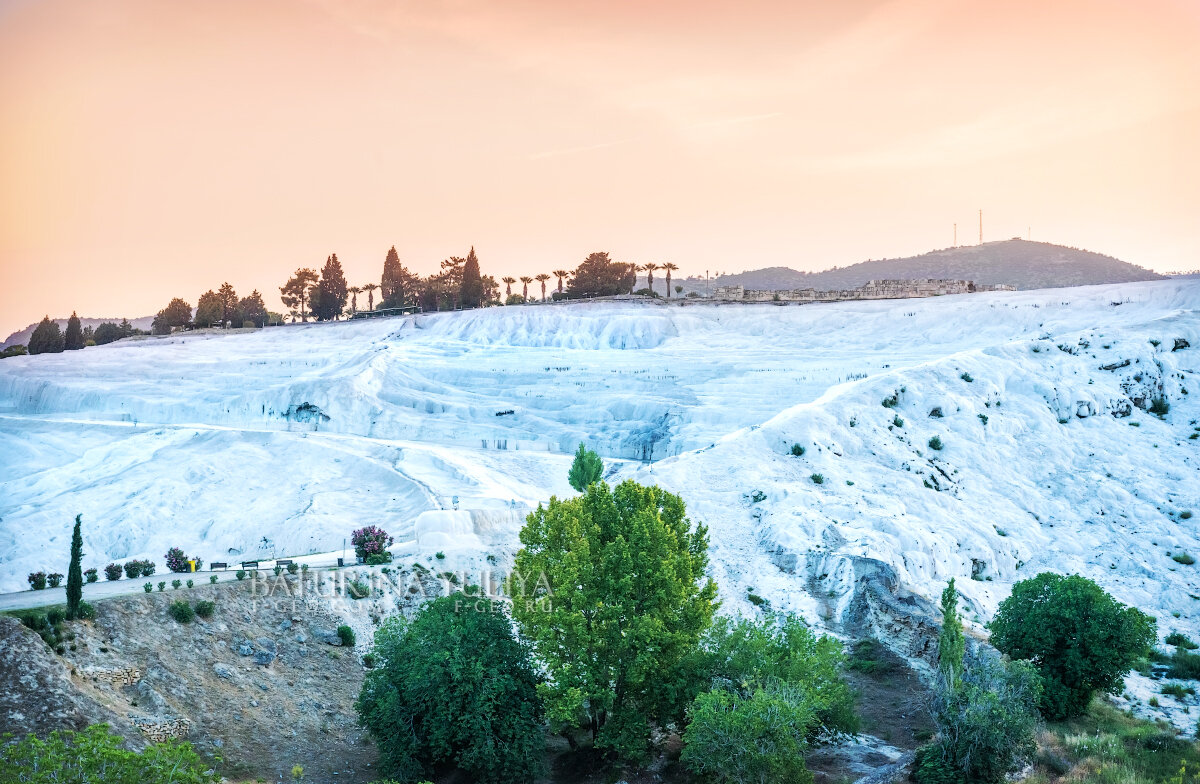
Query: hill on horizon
1,315,155,350
677,239,1166,293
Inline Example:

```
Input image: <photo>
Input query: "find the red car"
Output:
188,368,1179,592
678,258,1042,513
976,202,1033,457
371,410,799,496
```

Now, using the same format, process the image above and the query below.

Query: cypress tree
316,254,348,321
66,514,84,619
937,578,965,684
460,246,484,308
567,443,604,492
28,316,65,354
64,312,84,350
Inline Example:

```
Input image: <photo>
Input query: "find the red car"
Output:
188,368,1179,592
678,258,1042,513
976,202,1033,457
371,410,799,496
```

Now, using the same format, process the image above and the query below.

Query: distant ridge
678,239,1165,294
1,315,154,350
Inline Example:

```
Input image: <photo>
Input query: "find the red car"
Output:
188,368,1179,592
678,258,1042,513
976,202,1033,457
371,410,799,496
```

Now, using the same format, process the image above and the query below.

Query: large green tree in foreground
989,573,1156,720
509,480,717,760
356,593,544,784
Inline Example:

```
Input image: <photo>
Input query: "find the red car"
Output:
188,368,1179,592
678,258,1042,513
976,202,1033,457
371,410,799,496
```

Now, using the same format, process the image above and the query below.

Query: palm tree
362,283,379,311
630,264,644,295
519,276,533,301
643,263,660,297
661,263,678,298
535,273,551,301
552,269,569,294
348,285,361,313
502,276,516,299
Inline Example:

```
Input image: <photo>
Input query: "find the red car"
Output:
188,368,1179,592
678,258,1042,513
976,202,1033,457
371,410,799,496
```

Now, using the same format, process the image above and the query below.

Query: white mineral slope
0,281,1197,651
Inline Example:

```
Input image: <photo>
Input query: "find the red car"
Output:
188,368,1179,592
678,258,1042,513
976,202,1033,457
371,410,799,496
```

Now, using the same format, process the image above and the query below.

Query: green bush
47,608,64,625
194,600,215,619
235,570,246,580
47,573,64,588
882,392,899,408
1173,553,1196,565
77,602,95,620
186,579,193,588
209,575,218,584
434,551,445,560
1169,650,1200,680
84,568,98,584
168,601,195,623
337,625,355,647
171,579,182,590
989,572,1157,720
143,582,152,593
0,724,218,783
157,581,166,591
929,435,944,451
273,565,283,576
810,473,825,485
286,562,299,574
1166,632,1198,649
356,594,544,783
893,415,904,428
1149,397,1170,417
790,443,805,457
960,372,973,382
567,442,604,492
921,654,1041,784
682,685,815,784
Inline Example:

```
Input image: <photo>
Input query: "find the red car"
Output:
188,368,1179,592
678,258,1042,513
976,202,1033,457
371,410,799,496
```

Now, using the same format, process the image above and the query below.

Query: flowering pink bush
28,572,47,590
164,548,200,573
351,526,393,561
103,563,122,581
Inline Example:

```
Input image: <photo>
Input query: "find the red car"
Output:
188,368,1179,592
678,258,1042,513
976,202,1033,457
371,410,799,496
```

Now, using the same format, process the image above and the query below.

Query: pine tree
28,316,65,354
315,254,348,321
280,268,319,322
460,246,484,308
195,290,223,327
66,514,84,619
938,578,965,684
217,282,238,324
567,443,604,492
64,312,84,350
237,290,268,327
381,246,418,309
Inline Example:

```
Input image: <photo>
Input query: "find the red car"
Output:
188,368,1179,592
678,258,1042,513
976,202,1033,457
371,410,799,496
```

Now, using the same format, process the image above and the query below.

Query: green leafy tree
216,281,238,324
194,289,222,326
28,317,64,354
917,653,1042,784
64,312,84,350
0,723,219,783
315,254,348,321
682,684,815,784
565,252,636,298
151,298,192,335
92,322,122,344
356,593,545,783
460,246,484,308
65,514,84,620
567,442,603,492
938,579,965,685
280,268,319,322
0,344,28,359
509,480,717,760
237,290,268,327
988,572,1156,719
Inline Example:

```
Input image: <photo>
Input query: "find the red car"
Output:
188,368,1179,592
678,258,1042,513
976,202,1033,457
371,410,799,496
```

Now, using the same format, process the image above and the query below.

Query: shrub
77,601,95,620
362,653,376,668
286,562,299,574
104,563,122,581
683,685,815,784
1174,553,1196,565
810,473,825,485
920,654,1042,784
0,724,218,783
164,547,197,573
143,582,152,593
928,435,944,451
171,579,182,590
1169,650,1200,680
273,565,283,576
168,600,194,623
960,372,973,382
1150,397,1170,417
1166,632,1198,650
194,600,215,619
790,443,805,457
301,564,309,573
893,415,904,428
929,407,944,418
351,525,394,561
84,568,98,583
434,551,446,560
27,572,47,591
347,579,370,599
1163,682,1194,699
123,561,141,579
747,592,766,607
157,581,166,591
47,608,64,625
977,413,988,425
356,594,544,783
139,560,156,577
235,570,247,580
47,573,64,588
882,392,899,408
186,579,194,588
989,572,1157,720
337,625,356,647
1182,510,1194,520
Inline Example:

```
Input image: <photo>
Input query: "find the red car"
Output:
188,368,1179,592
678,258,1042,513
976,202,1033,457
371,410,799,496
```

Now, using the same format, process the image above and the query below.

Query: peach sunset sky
1,0,1198,336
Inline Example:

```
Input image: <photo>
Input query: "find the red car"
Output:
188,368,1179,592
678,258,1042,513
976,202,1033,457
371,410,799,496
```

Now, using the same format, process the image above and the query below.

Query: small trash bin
337,557,344,567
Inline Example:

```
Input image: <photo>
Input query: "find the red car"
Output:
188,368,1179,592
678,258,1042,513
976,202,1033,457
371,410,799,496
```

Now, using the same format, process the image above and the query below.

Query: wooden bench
276,559,293,566
209,562,228,571
240,561,260,570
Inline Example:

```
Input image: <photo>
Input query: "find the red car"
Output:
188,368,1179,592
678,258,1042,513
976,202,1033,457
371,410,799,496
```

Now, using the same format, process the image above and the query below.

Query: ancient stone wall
711,278,1013,302
131,716,193,742
81,666,142,686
